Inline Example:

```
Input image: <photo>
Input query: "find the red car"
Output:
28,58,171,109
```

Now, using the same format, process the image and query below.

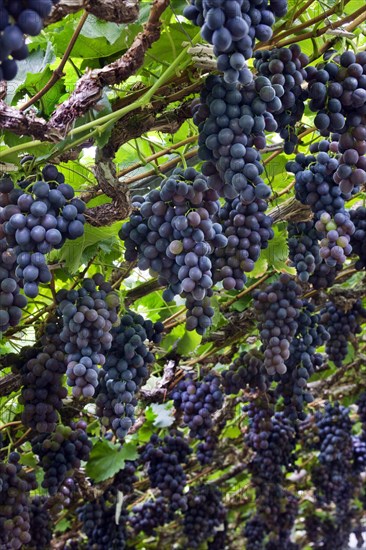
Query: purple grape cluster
129,497,173,535
277,301,329,420
29,496,52,549
171,373,223,439
140,432,191,511
253,273,303,375
56,274,120,398
320,299,366,367
120,167,226,334
0,178,28,332
32,421,92,496
310,403,354,514
286,146,351,215
287,221,320,283
0,1,59,80
254,45,308,153
314,210,354,267
222,349,269,393
184,0,287,82
96,311,163,440
183,485,226,549
0,452,37,549
0,166,85,300
244,399,298,549
350,206,366,271
306,50,366,194
19,326,67,433
213,196,274,290
193,74,278,200
77,494,128,550
196,433,218,465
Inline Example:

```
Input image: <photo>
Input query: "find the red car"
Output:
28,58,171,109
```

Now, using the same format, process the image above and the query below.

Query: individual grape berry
171,373,223,439
183,485,226,549
96,311,163,439
253,273,303,375
140,432,192,511
32,421,92,496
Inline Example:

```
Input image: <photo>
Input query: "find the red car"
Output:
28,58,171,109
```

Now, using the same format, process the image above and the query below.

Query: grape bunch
357,391,366,437
222,349,269,394
0,166,85,299
113,460,138,495
311,403,354,513
213,196,274,290
314,210,354,268
244,399,298,548
19,323,67,433
184,0,287,82
244,516,266,550
129,497,173,535
253,273,303,375
309,260,343,290
246,406,297,484
350,206,366,271
351,435,366,474
286,146,350,215
193,74,277,200
78,494,128,550
0,452,37,550
48,477,76,516
120,167,227,334
96,311,163,440
305,513,352,550
29,497,52,549
32,421,92,496
0,177,28,332
171,373,223,439
287,221,321,283
183,485,226,549
140,432,191,511
0,1,59,80
307,50,366,194
320,299,366,367
196,433,218,465
56,274,120,398
307,50,366,133
277,301,329,420
254,45,309,153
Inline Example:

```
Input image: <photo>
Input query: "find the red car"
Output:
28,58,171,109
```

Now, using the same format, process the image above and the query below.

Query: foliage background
1,0,366,548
